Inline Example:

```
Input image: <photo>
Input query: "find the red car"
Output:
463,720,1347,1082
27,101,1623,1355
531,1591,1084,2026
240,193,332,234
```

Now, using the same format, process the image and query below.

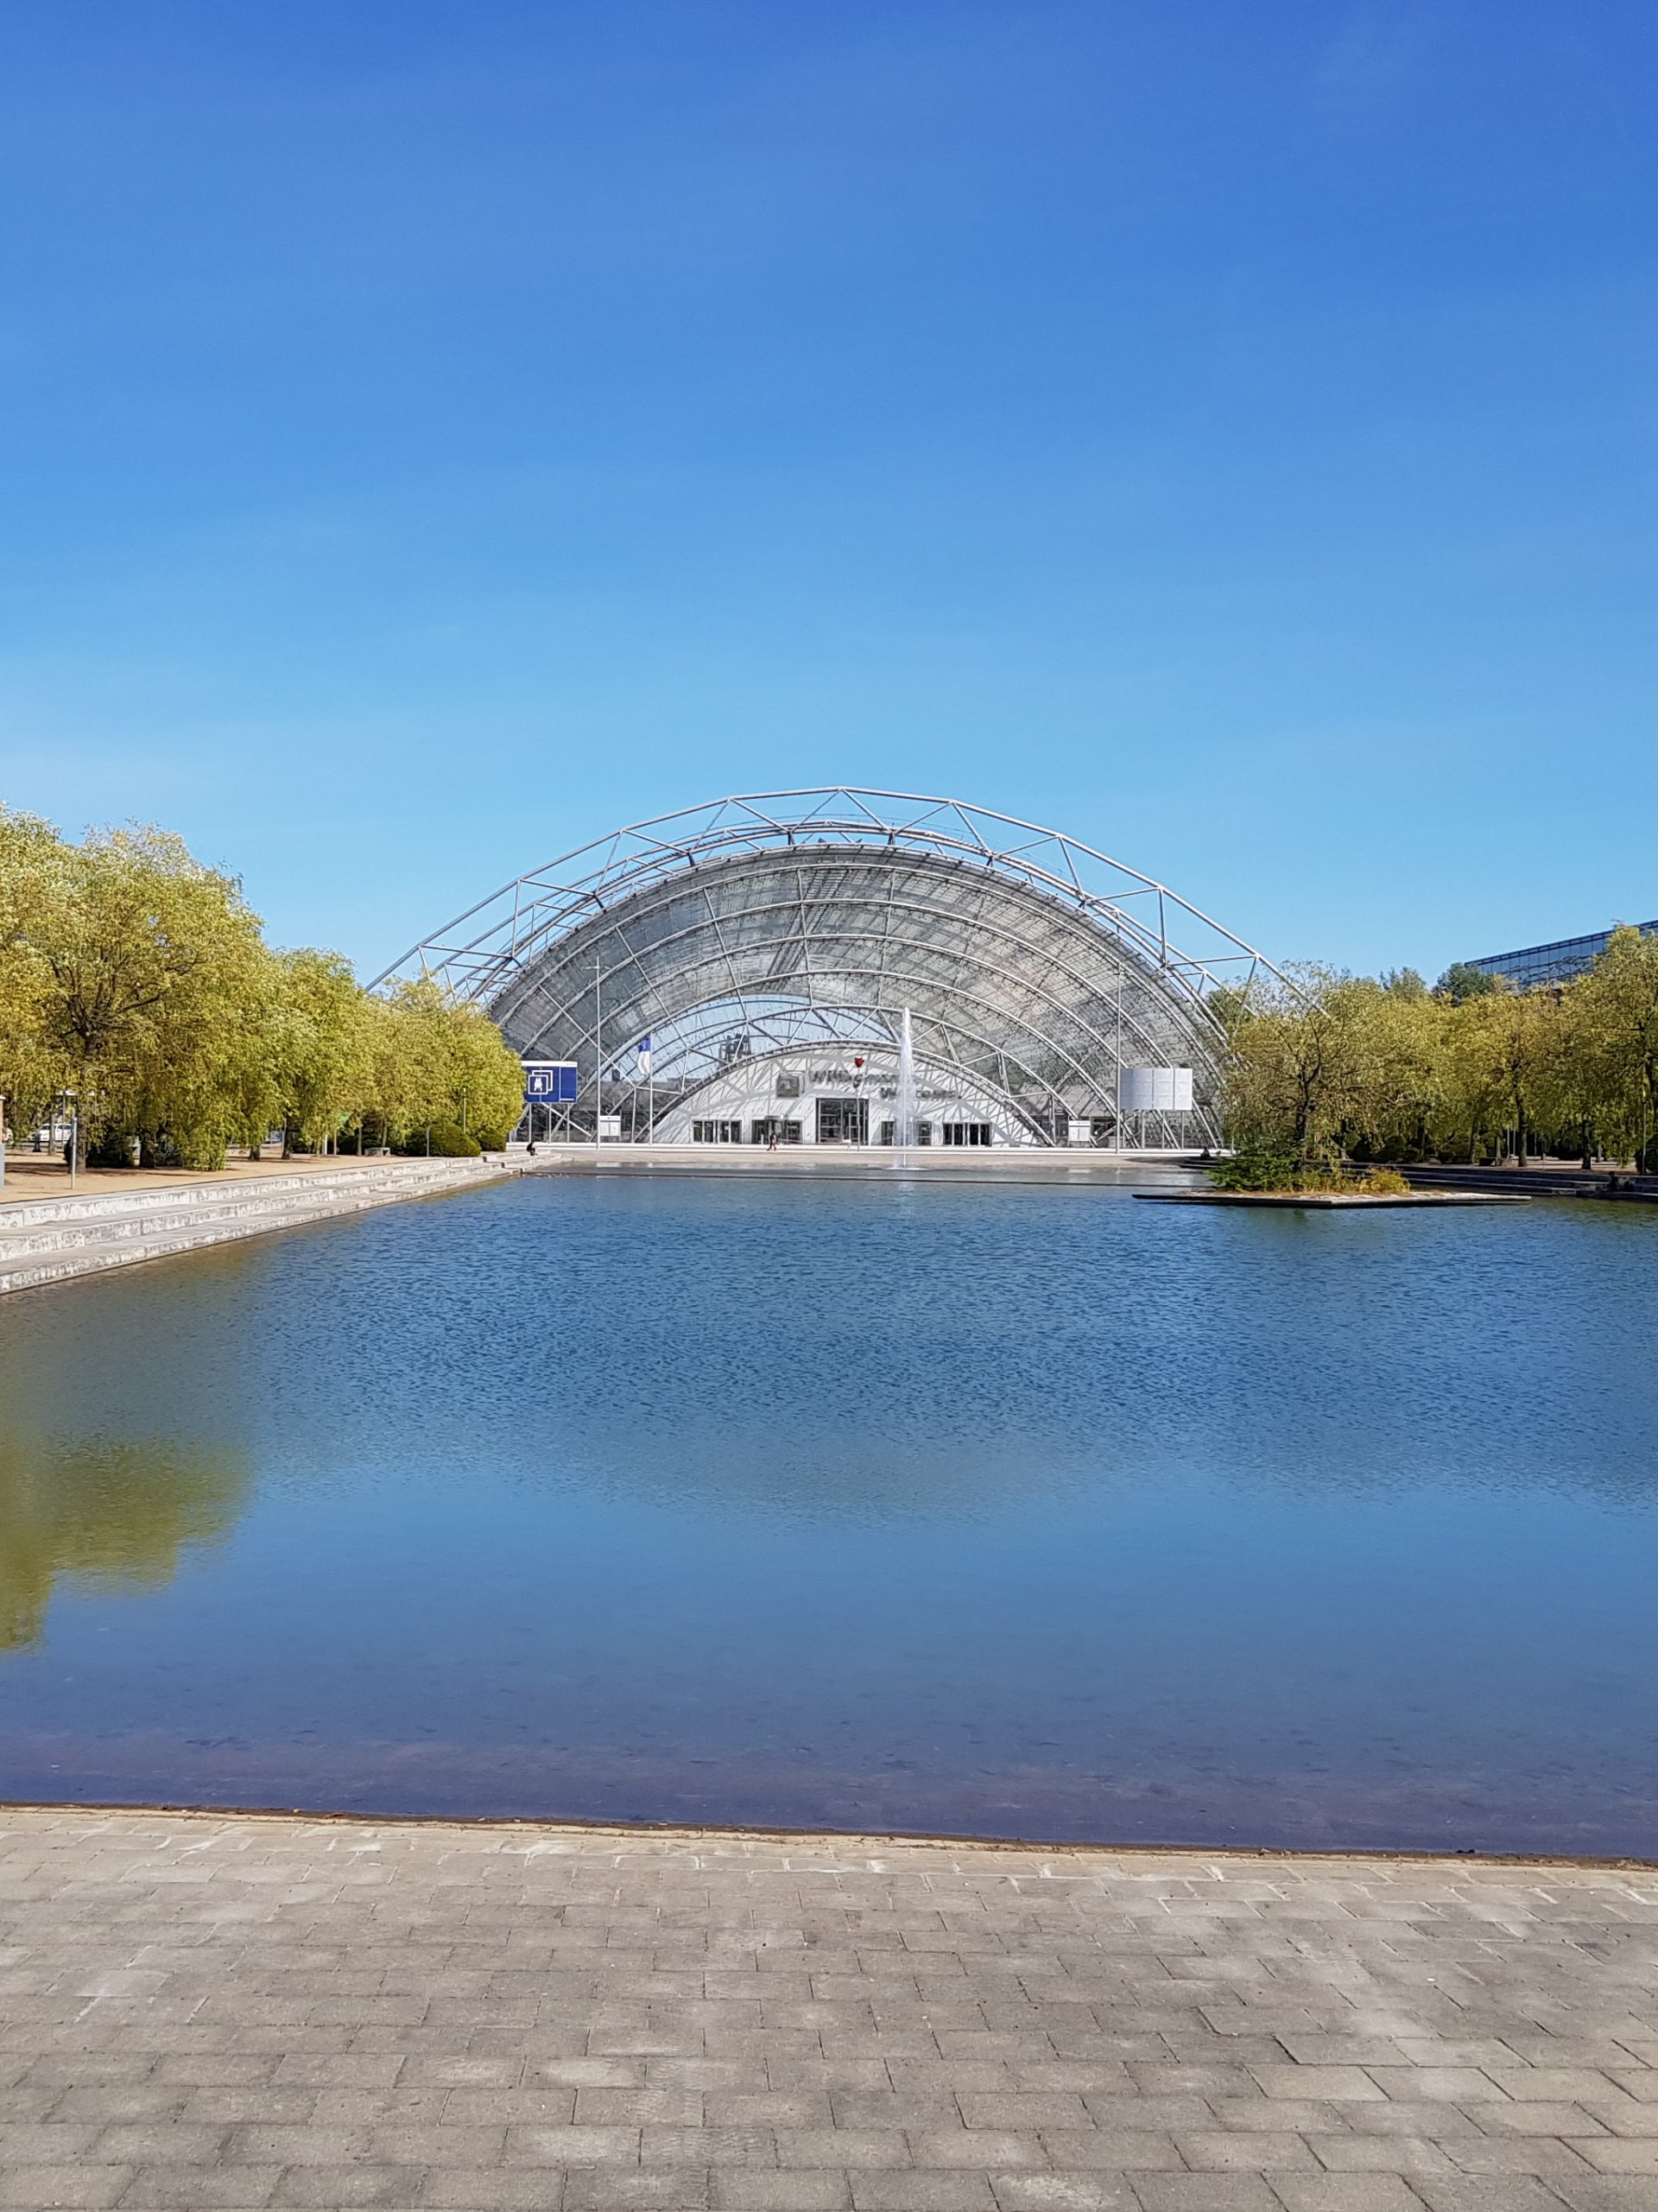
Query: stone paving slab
1,1808,1655,2210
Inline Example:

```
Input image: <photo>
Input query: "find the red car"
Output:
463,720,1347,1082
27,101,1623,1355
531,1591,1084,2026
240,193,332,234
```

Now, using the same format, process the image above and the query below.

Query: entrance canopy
377,789,1281,1147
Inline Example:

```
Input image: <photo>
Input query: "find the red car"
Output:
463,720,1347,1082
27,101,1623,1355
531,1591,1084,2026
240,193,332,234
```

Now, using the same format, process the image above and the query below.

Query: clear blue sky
2,3,1653,979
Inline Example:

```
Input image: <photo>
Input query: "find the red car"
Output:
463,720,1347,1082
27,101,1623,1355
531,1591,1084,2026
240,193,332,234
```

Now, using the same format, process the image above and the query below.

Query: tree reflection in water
0,1439,250,1650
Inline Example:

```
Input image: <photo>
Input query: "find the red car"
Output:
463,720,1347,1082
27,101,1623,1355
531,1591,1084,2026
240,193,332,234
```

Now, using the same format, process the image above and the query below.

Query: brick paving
2,1809,1656,2210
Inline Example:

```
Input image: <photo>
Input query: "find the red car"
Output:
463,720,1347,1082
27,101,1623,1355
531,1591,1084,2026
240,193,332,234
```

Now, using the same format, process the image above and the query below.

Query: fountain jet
892,1007,918,1161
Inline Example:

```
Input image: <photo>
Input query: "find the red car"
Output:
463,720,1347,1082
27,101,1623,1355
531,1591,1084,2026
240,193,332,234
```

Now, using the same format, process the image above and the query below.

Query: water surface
2,1170,1655,1854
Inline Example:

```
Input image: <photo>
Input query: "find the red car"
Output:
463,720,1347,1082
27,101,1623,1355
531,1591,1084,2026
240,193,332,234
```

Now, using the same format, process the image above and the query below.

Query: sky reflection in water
0,1172,1654,1854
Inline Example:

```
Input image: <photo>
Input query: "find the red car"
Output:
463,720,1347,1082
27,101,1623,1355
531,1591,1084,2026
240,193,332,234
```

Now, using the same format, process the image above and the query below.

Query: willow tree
357,978,524,1151
433,992,527,1146
0,803,534,1169
3,813,286,1167
1576,926,1658,1170
1465,985,1560,1165
1223,967,1383,1165
0,807,68,1132
20,827,273,1167
1344,975,1446,1160
1430,994,1509,1162
1529,985,1606,1168
269,949,375,1154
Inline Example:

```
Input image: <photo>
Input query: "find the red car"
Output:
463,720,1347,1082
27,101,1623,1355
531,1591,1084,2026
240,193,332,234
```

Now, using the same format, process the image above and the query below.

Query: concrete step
2,1207,373,1293
1401,1163,1658,1201
0,1190,418,1261
0,1157,492,1232
3,1158,503,1247
0,1174,493,1258
0,1160,516,1297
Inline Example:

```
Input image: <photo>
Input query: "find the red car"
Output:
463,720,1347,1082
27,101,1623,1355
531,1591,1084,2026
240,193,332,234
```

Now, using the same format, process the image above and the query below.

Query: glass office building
1465,920,1658,991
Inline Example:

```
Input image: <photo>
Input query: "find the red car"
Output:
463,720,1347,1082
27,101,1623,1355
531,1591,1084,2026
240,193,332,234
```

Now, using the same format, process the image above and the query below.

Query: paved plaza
2,1809,1656,2211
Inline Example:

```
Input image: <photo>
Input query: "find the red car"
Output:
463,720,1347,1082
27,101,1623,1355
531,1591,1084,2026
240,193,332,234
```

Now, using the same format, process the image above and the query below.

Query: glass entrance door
815,1096,868,1144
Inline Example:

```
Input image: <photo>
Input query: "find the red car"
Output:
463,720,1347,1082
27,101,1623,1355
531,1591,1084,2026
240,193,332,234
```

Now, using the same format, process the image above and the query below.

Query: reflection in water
0,1438,249,1649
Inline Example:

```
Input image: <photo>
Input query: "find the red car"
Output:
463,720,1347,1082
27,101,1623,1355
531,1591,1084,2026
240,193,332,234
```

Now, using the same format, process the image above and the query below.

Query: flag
636,1036,652,1078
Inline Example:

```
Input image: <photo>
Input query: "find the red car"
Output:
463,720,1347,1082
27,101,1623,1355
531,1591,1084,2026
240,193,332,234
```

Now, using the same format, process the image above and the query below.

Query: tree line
1218,926,1658,1176
0,808,525,1168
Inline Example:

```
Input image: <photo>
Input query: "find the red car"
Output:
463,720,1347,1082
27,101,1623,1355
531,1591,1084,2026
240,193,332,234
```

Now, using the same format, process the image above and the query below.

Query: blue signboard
522,1062,579,1103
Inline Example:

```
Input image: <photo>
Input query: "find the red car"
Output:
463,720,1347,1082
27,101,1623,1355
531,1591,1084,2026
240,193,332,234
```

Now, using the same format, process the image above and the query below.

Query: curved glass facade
380,790,1280,1148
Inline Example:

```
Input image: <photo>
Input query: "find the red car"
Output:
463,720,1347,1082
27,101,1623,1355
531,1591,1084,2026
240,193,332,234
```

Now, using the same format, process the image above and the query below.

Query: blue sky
1,2,1653,979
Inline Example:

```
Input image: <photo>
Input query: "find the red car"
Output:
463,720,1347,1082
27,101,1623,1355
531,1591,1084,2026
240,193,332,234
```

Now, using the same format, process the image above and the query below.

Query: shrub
85,1126,139,1169
394,1121,481,1157
1357,1166,1412,1195
1292,1168,1389,1195
1208,1147,1298,1192
1207,1154,1413,1197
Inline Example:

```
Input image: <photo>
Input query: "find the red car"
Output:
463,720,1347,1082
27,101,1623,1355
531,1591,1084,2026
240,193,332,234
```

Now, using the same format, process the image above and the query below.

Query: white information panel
1119,1066,1194,1112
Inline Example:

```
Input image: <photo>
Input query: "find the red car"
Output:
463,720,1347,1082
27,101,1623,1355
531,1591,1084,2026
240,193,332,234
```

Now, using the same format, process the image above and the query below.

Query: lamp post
1113,967,1123,1154
64,1089,79,1189
0,1093,6,1189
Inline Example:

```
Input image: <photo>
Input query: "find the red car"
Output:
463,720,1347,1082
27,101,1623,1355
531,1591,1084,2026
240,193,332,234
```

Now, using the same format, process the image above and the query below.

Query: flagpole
594,954,602,1150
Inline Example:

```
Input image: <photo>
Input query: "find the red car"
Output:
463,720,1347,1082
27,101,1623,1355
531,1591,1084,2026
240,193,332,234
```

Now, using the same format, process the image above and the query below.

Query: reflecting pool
1,1170,1655,1854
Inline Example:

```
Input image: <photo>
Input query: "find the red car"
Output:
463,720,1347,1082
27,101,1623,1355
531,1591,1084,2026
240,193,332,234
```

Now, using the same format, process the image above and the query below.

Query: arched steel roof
377,789,1281,1142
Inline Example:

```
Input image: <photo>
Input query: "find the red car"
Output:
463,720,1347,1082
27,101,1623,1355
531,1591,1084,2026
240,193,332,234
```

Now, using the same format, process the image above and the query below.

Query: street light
63,1089,79,1190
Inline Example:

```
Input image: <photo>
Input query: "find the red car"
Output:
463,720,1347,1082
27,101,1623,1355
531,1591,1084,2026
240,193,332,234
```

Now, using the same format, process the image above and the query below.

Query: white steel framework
377,789,1280,1147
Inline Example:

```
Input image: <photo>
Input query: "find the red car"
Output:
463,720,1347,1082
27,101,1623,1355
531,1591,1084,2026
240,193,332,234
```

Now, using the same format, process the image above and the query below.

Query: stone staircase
1399,1162,1658,1203
0,1157,516,1298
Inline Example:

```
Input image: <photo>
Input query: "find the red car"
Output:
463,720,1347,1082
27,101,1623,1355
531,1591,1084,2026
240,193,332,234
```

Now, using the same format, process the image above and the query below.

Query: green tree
269,949,374,1154
1380,967,1428,1001
1345,980,1444,1159
359,978,524,1152
1472,985,1554,1164
1531,986,1604,1168
434,992,525,1147
0,805,526,1172
1430,996,1509,1162
1223,967,1379,1165
0,807,72,1133
1576,926,1658,1170
1435,961,1500,1005
15,825,272,1168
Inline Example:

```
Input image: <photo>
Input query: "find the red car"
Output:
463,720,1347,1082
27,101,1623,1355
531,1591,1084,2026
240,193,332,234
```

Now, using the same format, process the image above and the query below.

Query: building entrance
750,1117,801,1146
815,1097,868,1144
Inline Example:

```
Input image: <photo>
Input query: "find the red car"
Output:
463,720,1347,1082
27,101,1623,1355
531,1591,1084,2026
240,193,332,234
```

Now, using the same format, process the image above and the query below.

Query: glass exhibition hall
381,790,1276,1152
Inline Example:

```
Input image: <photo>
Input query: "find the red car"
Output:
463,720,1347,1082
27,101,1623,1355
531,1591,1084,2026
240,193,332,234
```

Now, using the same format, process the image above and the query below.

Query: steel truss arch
377,789,1283,1147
